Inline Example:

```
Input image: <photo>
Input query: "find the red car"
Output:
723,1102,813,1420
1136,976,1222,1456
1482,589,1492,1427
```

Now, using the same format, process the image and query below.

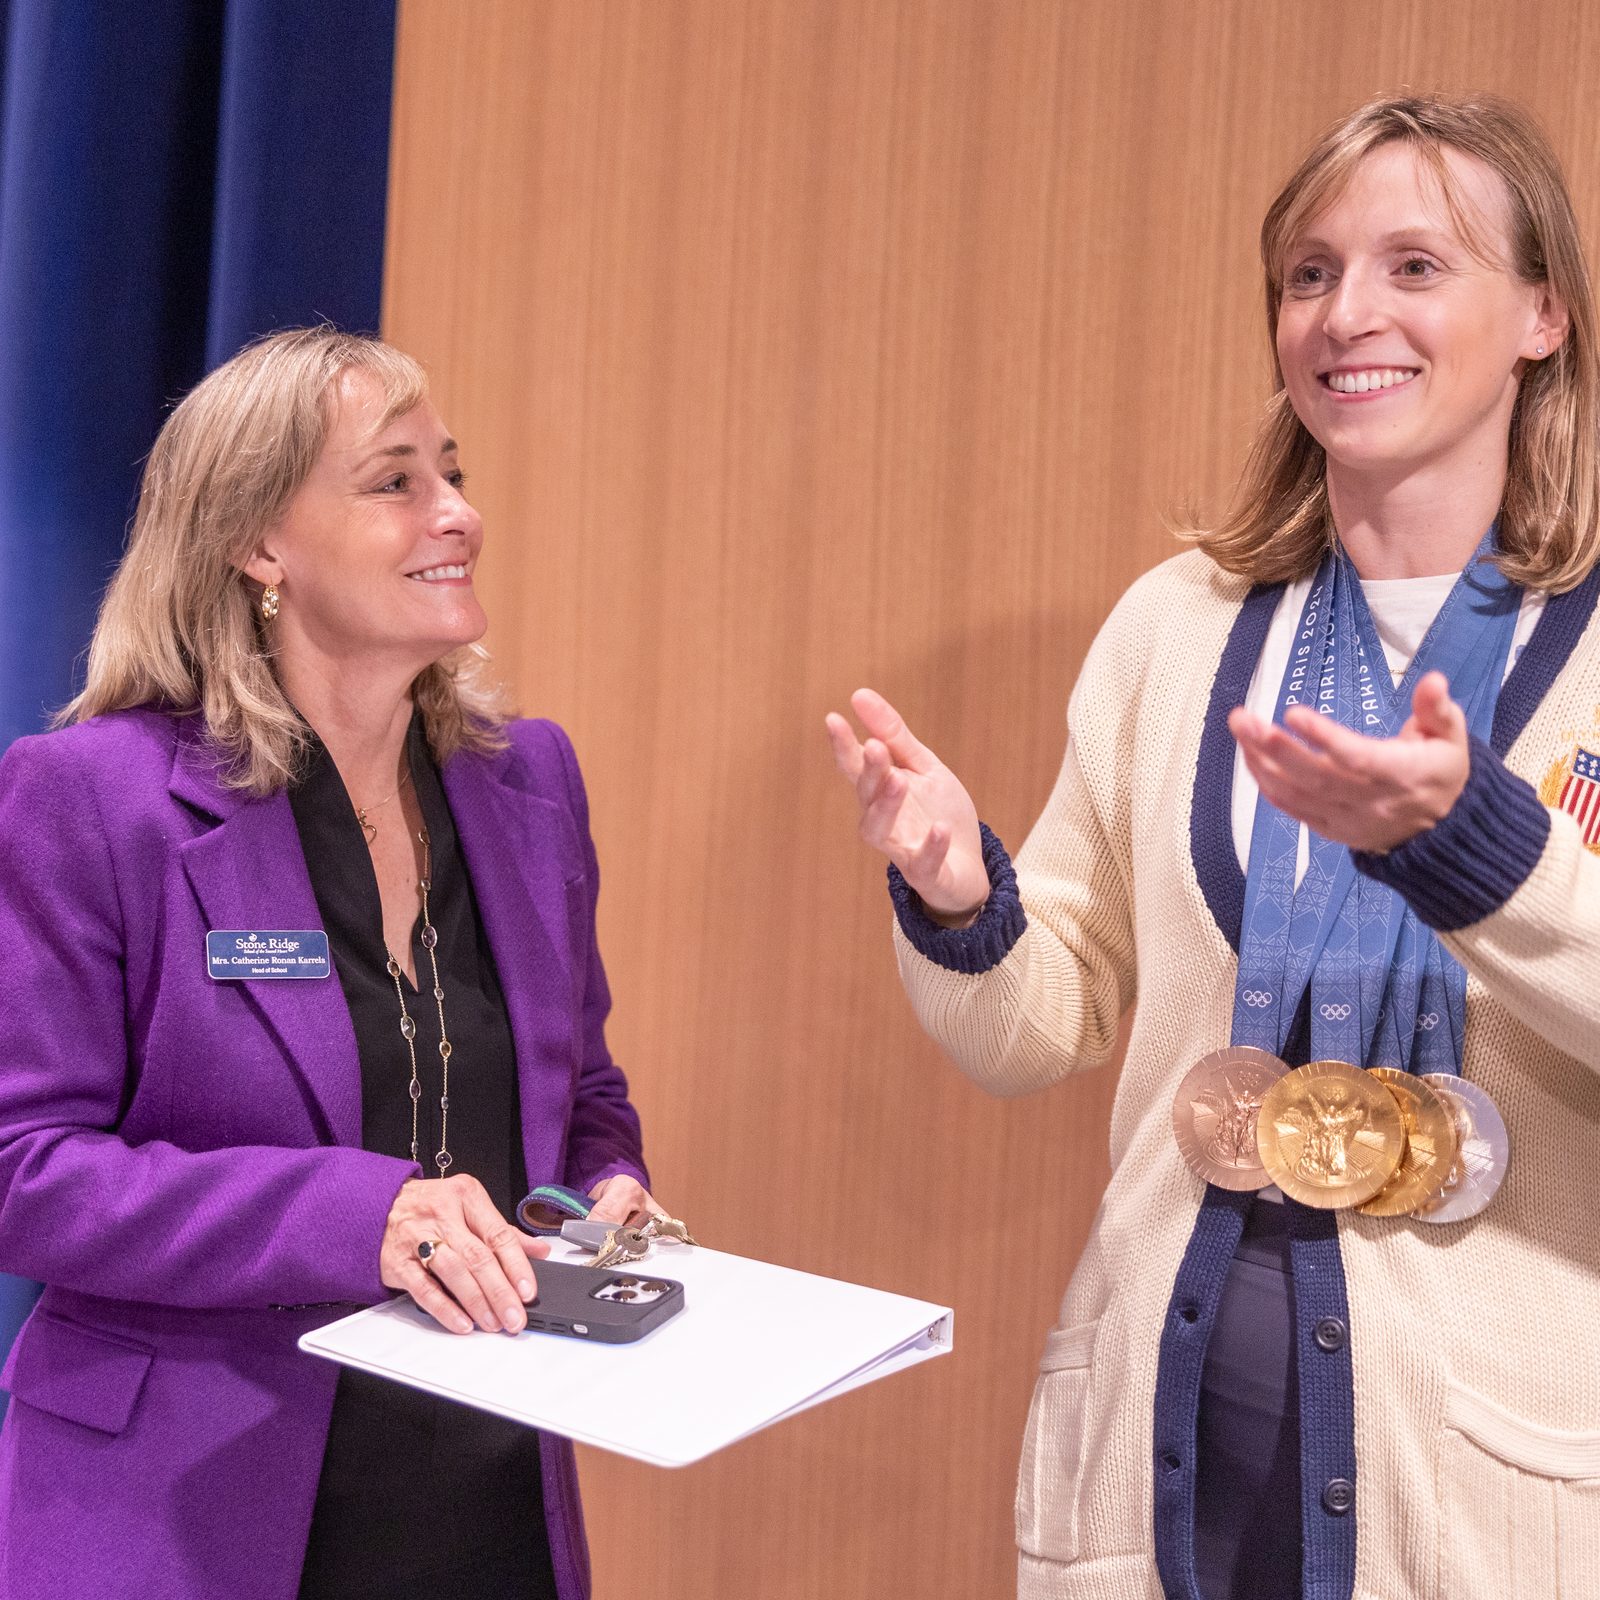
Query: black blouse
291,720,558,1600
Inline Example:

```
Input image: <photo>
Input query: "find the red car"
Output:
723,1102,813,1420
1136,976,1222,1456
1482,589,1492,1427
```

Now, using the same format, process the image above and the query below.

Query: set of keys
561,1212,699,1270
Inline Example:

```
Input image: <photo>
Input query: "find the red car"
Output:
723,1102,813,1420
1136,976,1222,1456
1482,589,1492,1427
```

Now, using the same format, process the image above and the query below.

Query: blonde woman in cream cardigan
828,95,1600,1600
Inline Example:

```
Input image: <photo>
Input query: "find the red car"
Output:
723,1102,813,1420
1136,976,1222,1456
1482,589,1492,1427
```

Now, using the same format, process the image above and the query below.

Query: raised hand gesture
1228,669,1471,853
825,688,990,923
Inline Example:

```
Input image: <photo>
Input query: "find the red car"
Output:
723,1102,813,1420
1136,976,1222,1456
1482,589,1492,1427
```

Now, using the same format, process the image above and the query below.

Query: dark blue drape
0,0,397,1408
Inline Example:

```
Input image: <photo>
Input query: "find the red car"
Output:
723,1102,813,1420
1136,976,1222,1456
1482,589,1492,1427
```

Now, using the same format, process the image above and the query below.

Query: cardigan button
1313,1316,1347,1352
1322,1478,1355,1516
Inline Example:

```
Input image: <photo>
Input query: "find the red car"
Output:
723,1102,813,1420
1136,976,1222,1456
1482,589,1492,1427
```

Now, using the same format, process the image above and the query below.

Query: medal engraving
1171,1047,1290,1190
1358,1068,1459,1217
1415,1074,1510,1224
1256,1061,1405,1209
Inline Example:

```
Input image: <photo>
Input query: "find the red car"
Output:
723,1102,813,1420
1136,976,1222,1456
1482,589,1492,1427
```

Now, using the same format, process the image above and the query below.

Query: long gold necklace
356,769,412,844
382,828,455,1174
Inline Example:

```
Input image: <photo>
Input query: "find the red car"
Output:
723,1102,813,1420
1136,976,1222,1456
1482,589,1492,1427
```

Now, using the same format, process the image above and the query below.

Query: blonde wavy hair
1188,93,1600,592
60,327,509,793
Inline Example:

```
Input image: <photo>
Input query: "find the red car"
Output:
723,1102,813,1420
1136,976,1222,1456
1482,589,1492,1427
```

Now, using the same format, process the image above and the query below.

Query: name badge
206,930,331,981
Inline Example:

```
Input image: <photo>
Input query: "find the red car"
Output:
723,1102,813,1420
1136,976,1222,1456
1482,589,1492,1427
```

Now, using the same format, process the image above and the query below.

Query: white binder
298,1241,954,1467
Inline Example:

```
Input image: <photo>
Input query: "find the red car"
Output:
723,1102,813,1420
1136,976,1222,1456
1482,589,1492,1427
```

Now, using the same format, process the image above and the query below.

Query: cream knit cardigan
893,549,1600,1600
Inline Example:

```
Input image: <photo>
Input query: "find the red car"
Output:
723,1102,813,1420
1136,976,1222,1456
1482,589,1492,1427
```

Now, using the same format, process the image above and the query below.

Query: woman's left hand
586,1174,665,1226
1228,669,1471,854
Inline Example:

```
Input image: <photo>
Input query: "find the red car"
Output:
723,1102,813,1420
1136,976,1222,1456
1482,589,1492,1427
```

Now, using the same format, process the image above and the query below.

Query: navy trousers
1194,1198,1304,1600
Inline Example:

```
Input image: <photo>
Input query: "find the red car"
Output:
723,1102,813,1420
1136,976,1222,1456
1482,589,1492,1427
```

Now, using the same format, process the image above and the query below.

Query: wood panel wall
384,4,1600,1593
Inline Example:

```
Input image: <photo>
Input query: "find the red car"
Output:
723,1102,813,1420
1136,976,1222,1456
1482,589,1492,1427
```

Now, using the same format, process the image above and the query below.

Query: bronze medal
1171,1047,1291,1190
1414,1074,1510,1225
1256,1061,1405,1209
1357,1068,1459,1217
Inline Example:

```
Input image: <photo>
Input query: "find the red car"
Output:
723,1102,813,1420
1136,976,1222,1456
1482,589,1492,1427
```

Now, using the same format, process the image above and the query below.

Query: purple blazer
0,708,647,1600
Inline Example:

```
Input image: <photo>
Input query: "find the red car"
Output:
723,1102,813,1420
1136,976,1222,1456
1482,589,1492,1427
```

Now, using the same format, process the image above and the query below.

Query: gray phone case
523,1257,686,1344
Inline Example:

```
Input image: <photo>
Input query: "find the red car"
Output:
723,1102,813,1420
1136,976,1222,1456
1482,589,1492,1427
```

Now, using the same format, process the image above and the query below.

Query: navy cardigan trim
1491,559,1600,753
1190,582,1280,953
1352,735,1551,931
1151,1186,1252,1599
887,822,1026,974
1286,1208,1359,1600
1153,1193,1358,1600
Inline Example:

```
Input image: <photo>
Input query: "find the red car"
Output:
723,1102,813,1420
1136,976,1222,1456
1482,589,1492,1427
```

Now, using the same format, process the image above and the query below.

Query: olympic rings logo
1418,1013,1440,1031
1240,990,1274,1008
1318,1003,1353,1022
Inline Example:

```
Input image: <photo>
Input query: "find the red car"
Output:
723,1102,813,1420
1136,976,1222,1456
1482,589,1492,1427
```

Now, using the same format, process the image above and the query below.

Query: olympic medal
1256,1061,1405,1209
1414,1074,1510,1225
1357,1068,1459,1217
1171,1047,1291,1190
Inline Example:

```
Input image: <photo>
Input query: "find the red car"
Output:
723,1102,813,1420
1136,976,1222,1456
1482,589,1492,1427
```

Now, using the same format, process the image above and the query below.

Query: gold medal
1171,1047,1291,1190
1357,1068,1459,1217
1256,1061,1405,1209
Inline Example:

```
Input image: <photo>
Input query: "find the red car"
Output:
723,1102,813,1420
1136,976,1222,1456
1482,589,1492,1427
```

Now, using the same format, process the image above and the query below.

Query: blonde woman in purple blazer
0,328,660,1600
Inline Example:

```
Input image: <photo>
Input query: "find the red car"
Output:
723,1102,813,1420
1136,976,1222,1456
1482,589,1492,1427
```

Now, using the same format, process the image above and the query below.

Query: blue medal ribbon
1232,528,1519,1074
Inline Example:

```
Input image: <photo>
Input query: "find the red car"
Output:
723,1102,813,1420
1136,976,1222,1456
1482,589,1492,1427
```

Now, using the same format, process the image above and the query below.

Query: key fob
558,1218,618,1252
518,1184,594,1235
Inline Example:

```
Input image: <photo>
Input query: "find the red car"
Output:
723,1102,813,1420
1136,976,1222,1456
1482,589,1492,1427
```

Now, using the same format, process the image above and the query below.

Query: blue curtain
0,0,398,1408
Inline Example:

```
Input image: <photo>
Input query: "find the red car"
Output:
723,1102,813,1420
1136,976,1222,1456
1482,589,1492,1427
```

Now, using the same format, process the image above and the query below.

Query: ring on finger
417,1238,444,1272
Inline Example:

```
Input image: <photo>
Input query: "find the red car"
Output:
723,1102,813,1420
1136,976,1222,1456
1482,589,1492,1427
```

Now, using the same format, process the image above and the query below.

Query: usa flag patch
1558,747,1600,846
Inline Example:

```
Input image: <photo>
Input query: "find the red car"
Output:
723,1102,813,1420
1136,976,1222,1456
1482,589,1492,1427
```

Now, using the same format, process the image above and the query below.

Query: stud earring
1537,345,1547,356
260,584,280,622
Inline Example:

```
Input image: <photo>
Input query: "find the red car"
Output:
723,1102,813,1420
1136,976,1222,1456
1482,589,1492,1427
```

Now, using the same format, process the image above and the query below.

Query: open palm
1228,669,1471,852
825,688,989,920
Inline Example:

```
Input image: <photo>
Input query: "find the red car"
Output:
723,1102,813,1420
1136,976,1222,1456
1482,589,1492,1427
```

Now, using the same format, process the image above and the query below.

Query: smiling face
1275,140,1559,490
245,368,486,680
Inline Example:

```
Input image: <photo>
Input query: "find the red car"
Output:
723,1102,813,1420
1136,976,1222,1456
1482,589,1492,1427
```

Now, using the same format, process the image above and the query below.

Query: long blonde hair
60,327,509,793
1189,93,1600,591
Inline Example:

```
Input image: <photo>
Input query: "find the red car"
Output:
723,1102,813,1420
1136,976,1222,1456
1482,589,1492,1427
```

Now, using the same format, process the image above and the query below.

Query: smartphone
522,1257,685,1344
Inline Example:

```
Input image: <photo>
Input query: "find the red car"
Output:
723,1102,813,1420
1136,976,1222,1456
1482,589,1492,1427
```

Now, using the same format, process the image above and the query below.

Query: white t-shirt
1230,574,1547,880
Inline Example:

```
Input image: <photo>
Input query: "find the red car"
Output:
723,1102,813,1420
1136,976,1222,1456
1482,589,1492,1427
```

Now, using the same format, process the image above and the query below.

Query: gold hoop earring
260,585,280,622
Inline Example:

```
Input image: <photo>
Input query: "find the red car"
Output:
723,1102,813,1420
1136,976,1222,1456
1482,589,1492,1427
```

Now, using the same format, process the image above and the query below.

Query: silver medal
1415,1074,1509,1224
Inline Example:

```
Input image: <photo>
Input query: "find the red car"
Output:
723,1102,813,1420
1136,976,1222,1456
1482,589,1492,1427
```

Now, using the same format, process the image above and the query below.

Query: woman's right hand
824,688,989,924
380,1175,549,1335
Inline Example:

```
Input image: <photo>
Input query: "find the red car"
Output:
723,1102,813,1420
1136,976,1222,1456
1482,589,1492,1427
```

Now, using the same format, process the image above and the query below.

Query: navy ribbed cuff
888,822,1027,974
1352,735,1550,932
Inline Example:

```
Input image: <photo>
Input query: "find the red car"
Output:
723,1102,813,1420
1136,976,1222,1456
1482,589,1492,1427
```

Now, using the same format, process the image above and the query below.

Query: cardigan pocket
1015,1319,1098,1562
1436,1378,1600,1599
